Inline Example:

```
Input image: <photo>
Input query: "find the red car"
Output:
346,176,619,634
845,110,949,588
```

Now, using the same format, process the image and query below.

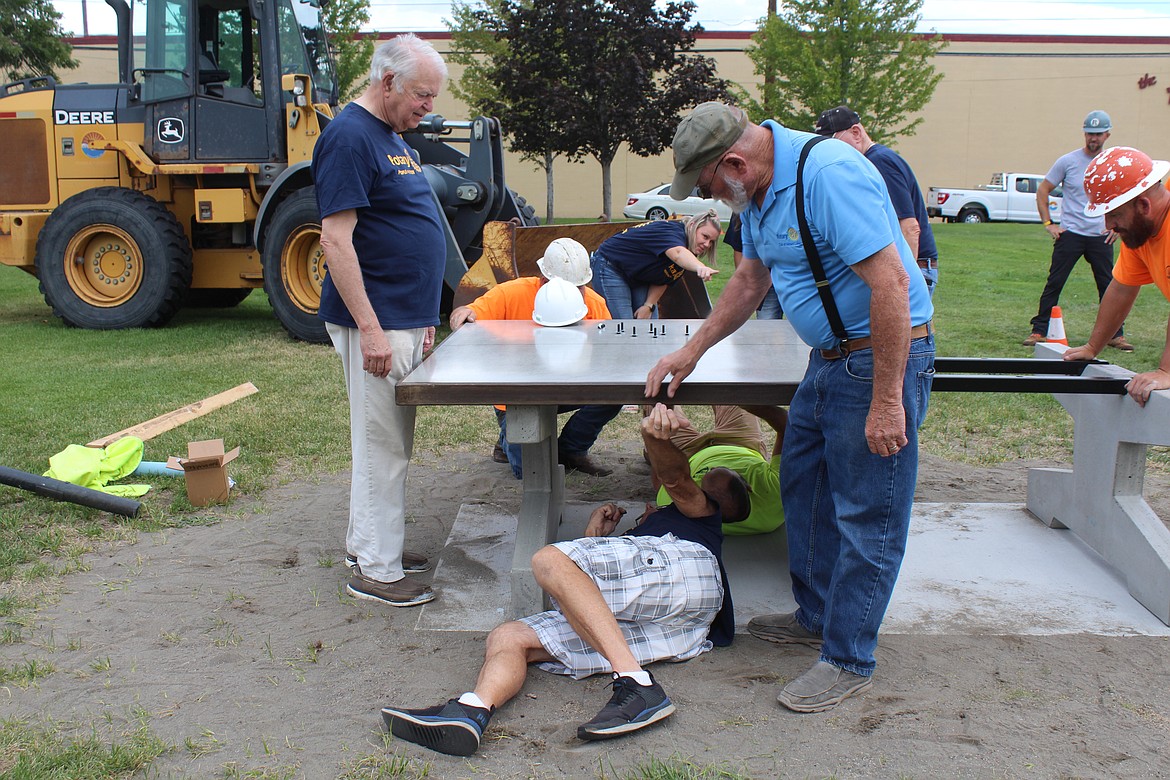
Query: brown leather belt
917,258,938,270
819,321,932,360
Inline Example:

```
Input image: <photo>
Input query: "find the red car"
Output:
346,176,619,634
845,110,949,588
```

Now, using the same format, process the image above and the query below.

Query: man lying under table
380,404,750,755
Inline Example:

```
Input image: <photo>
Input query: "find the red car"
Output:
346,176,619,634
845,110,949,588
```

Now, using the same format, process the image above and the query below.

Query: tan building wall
66,32,1170,219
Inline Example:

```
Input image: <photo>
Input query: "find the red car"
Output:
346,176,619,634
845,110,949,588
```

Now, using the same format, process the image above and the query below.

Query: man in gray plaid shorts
380,403,751,756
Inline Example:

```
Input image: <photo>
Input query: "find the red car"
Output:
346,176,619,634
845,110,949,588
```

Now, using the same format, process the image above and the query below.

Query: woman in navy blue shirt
590,210,722,319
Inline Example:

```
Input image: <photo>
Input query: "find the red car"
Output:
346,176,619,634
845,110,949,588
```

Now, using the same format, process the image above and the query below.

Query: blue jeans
781,334,935,676
590,252,656,320
496,405,622,479
757,287,783,319
920,265,938,297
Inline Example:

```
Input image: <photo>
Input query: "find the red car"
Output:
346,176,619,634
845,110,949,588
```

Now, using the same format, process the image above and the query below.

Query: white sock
458,692,487,710
617,670,653,687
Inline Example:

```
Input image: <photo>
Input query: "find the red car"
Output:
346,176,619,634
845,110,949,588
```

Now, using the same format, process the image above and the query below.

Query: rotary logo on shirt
386,152,422,174
787,227,799,241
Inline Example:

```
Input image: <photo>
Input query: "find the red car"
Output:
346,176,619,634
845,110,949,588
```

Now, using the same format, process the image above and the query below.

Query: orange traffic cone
1046,305,1069,346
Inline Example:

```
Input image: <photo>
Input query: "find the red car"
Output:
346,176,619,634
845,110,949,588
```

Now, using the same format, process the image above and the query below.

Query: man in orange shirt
450,238,621,476
1065,146,1170,407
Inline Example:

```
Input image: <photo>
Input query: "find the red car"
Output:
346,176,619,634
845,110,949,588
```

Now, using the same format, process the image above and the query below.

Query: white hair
369,33,448,91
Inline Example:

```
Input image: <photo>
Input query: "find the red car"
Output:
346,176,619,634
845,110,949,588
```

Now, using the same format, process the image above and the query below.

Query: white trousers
327,323,426,582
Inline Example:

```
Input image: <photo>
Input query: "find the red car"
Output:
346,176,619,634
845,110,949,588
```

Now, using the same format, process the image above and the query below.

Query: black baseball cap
814,106,861,136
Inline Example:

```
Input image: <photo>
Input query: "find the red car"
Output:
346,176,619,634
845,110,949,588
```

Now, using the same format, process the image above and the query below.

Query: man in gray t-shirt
1024,110,1130,350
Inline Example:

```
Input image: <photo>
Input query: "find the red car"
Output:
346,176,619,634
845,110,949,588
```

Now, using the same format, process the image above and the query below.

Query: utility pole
82,0,90,36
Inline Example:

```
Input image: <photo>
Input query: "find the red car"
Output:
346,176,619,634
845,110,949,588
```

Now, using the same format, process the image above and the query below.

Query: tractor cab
124,0,337,163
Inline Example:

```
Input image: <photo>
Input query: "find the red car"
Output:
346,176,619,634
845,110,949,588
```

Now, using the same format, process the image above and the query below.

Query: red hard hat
1084,146,1170,217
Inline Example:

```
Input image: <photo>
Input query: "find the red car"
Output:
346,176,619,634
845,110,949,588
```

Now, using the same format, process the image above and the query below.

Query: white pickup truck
927,172,1063,224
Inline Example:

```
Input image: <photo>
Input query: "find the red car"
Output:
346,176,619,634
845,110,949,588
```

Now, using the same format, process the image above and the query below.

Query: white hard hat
537,237,592,286
532,277,588,327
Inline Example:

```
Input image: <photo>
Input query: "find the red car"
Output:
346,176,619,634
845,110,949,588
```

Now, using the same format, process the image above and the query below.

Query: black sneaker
381,699,493,756
577,673,675,740
345,551,431,574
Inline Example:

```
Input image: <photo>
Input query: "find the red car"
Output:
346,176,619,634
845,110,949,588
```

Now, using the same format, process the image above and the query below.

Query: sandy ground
3,440,1170,780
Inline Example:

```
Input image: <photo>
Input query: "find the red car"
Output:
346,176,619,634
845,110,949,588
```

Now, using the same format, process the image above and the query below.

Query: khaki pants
327,323,427,582
671,405,768,459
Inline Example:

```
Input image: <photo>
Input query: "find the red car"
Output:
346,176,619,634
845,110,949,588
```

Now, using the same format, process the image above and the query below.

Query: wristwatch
1043,220,1053,226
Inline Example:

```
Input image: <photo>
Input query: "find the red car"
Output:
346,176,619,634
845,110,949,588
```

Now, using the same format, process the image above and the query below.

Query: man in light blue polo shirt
646,102,934,713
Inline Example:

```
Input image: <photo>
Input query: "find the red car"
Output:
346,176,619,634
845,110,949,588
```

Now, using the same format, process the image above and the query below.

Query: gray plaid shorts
518,533,724,679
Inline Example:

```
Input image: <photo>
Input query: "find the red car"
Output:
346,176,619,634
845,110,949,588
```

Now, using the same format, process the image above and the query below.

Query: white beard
719,175,752,213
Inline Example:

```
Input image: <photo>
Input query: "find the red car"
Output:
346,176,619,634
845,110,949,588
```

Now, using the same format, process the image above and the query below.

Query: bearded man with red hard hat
1064,146,1170,406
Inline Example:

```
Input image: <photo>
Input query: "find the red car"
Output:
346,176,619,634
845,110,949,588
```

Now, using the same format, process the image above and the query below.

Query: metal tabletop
398,318,810,407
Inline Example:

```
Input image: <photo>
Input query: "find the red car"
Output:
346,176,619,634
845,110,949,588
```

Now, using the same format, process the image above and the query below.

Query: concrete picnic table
397,318,808,616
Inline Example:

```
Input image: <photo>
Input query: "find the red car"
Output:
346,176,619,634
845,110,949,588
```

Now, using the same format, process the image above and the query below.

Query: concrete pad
415,502,514,632
886,502,1170,636
418,500,1170,637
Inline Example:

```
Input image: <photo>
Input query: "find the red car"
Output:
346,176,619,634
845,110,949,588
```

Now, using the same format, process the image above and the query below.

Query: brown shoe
346,551,431,574
1021,333,1046,347
346,573,435,607
1107,336,1135,352
558,450,612,477
746,612,823,648
491,444,509,464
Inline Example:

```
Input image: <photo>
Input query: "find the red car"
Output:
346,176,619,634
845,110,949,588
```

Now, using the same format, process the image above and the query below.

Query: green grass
603,756,752,779
0,716,171,778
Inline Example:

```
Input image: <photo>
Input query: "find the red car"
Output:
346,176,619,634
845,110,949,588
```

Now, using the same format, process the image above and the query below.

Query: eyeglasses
697,153,728,200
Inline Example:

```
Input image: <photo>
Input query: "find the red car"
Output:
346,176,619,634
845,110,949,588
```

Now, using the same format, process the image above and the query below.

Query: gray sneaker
346,573,435,607
777,660,872,713
747,612,823,648
345,551,431,574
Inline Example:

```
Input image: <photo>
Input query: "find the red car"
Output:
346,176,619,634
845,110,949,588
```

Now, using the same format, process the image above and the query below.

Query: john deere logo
157,117,185,144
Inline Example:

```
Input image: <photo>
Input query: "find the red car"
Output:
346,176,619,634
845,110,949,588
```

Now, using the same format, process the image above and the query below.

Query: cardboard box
166,439,240,506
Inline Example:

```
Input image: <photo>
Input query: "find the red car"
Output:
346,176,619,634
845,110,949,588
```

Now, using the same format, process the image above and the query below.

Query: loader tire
262,188,329,343
35,188,192,329
511,190,540,226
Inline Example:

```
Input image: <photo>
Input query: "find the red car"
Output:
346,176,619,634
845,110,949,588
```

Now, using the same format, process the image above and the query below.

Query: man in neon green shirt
653,405,786,535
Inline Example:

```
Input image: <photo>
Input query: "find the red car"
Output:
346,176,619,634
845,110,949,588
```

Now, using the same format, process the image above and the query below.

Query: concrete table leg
505,405,563,617
1027,345,1170,624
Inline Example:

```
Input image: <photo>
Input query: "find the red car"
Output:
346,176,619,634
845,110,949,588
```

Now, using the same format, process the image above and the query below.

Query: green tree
446,0,566,221
0,0,77,81
324,0,373,103
745,0,944,145
455,0,732,219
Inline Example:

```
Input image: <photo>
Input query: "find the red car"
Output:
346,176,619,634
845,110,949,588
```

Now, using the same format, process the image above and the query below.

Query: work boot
1107,336,1135,352
1021,332,1045,347
558,450,612,477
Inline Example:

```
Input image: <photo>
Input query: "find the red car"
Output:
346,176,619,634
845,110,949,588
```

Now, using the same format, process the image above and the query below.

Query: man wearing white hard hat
1024,110,1132,351
1064,147,1170,406
449,238,621,476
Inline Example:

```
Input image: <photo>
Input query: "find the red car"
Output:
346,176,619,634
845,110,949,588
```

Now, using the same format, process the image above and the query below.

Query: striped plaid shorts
519,533,724,679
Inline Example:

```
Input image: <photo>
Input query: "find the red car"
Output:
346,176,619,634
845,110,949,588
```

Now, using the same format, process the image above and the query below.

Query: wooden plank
86,382,259,448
